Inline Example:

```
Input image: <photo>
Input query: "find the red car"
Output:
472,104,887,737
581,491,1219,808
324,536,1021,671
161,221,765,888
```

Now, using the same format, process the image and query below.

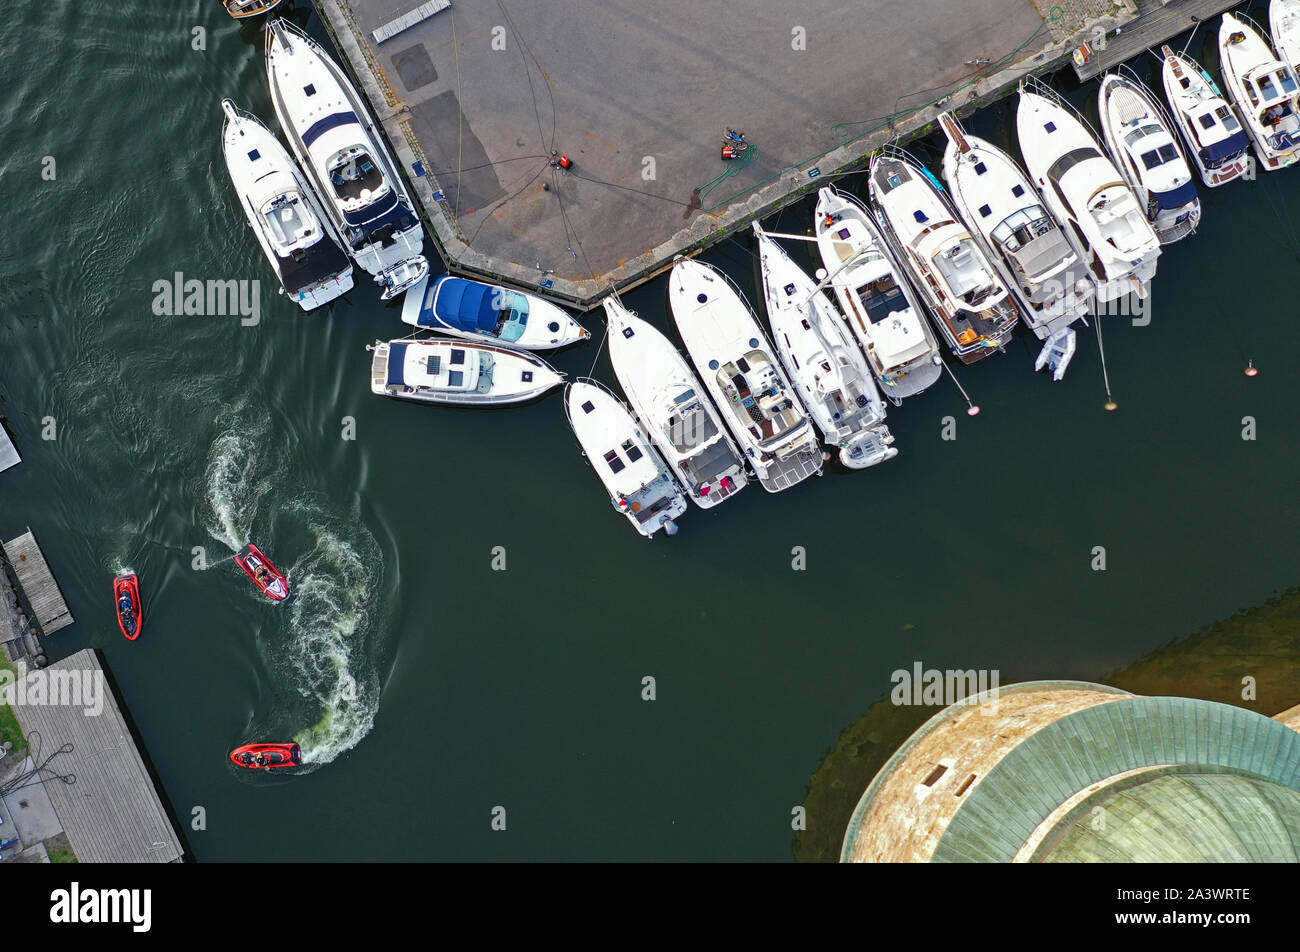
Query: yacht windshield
1140,144,1180,169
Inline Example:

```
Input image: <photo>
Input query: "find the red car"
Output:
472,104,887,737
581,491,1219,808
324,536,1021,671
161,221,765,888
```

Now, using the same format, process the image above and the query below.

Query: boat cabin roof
387,342,485,392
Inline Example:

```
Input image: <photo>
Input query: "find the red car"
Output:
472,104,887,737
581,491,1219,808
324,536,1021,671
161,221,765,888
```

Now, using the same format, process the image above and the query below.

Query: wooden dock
2,530,73,635
0,422,18,473
1074,0,1246,80
10,649,184,863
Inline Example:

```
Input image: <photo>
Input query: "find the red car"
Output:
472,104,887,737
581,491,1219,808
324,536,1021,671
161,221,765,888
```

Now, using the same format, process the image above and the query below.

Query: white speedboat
1273,0,1300,73
604,297,748,508
812,187,943,402
1016,81,1161,303
869,148,1019,365
753,224,897,470
368,339,563,405
938,111,1093,379
668,257,823,493
1160,46,1252,188
220,100,354,311
1098,72,1201,244
564,379,687,538
266,20,425,276
401,274,588,349
1219,12,1300,172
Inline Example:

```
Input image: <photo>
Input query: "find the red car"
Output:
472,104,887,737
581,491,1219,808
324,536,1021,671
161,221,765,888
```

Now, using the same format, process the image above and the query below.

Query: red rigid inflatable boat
113,574,142,641
235,543,289,601
230,742,302,770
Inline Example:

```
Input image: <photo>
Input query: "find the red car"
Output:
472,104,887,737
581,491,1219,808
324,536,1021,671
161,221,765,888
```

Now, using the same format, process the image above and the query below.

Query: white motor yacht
1098,71,1201,244
220,100,354,311
812,186,943,402
667,257,823,493
604,296,747,507
752,224,897,470
1218,12,1300,171
266,19,425,284
565,379,688,538
1159,46,1252,188
938,111,1093,380
368,339,563,405
1016,80,1161,303
869,147,1019,365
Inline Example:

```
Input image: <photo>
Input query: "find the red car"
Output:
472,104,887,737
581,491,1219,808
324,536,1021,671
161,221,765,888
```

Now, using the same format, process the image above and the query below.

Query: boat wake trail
201,422,385,770
283,513,381,766
203,423,275,552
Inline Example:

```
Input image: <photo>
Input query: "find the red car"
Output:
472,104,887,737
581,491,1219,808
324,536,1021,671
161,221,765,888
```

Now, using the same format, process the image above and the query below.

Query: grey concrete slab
343,0,1048,281
3,758,64,847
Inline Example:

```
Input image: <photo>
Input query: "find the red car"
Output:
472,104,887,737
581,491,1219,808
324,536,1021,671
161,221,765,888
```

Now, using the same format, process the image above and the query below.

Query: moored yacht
1272,0,1300,75
1160,46,1252,188
668,257,823,493
368,338,563,406
869,148,1019,365
220,99,353,310
564,379,688,538
604,297,747,508
266,19,425,285
938,112,1092,380
1016,80,1161,303
1218,12,1300,171
401,274,588,349
1098,72,1201,244
753,224,897,470
812,186,943,402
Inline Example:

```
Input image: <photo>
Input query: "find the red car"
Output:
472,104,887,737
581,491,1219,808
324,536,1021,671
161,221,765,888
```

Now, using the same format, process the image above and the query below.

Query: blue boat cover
302,111,359,148
1200,130,1250,166
386,342,408,385
1153,179,1198,210
424,277,499,334
342,187,401,228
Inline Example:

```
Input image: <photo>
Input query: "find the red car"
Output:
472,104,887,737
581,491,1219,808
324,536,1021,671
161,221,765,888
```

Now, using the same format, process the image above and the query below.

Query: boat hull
113,574,142,642
235,543,289,601
230,742,302,769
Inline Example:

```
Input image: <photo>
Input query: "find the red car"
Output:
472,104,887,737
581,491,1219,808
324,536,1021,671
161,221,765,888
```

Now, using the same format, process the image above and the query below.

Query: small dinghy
230,742,302,770
401,275,589,350
235,543,289,601
376,256,430,301
113,574,142,642
224,0,283,18
369,338,564,406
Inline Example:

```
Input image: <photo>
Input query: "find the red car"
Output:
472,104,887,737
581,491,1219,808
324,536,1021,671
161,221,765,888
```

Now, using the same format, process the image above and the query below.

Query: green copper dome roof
932,695,1300,862
1034,770,1300,862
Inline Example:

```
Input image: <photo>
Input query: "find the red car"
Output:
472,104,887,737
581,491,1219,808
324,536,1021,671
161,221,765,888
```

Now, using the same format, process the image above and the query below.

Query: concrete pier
313,0,1238,306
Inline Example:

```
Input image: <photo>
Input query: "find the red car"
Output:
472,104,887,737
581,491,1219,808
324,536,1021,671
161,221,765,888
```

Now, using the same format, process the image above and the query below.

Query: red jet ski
235,543,289,601
113,574,142,641
230,742,302,770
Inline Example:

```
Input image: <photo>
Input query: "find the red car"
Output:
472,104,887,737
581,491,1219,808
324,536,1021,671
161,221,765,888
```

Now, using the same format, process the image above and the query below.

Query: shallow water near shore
0,1,1296,859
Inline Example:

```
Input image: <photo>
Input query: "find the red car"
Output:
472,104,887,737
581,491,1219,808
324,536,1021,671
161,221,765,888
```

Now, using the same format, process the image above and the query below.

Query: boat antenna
941,361,980,416
1096,312,1117,411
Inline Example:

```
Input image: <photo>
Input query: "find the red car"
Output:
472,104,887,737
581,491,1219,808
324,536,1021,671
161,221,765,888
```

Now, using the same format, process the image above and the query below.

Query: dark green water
0,1,1295,860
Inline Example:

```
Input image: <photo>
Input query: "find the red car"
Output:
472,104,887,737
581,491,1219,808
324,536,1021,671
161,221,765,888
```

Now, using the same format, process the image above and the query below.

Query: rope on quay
693,21,1054,214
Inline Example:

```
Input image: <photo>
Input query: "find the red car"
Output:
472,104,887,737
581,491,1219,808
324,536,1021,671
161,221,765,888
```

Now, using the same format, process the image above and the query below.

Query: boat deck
759,447,823,493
